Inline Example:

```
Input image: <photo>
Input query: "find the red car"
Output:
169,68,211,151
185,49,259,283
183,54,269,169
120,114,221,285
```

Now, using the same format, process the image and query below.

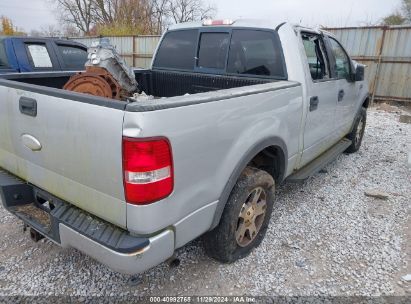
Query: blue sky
0,0,403,33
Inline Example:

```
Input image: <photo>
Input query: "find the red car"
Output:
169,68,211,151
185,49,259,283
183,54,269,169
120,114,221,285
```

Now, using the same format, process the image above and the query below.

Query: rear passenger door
300,32,338,167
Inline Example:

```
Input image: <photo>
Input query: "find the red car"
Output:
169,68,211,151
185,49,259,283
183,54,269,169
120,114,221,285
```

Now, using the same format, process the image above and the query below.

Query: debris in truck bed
130,91,155,102
64,39,138,100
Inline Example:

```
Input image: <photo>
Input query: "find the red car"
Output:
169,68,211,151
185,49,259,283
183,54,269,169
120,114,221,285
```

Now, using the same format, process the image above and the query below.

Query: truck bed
1,69,274,99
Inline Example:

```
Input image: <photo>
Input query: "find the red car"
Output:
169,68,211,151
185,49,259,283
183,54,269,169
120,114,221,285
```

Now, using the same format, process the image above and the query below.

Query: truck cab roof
0,36,86,47
168,19,337,38
168,19,285,31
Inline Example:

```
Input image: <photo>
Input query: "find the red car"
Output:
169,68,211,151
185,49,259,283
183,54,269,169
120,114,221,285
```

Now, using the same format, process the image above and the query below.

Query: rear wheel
203,167,275,263
346,107,367,153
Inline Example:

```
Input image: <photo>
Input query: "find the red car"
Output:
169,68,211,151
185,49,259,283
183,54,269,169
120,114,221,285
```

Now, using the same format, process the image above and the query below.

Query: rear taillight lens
122,137,173,205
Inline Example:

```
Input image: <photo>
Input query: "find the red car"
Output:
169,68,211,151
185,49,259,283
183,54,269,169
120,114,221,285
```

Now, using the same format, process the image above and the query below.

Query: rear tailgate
0,80,127,228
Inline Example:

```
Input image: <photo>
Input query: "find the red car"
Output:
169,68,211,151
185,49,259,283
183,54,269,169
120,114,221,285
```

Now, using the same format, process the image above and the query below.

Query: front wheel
203,167,275,263
346,107,367,153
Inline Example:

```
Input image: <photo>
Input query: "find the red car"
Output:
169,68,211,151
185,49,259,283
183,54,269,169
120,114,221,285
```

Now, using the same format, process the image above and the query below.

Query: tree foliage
55,0,94,35
381,0,411,25
52,0,216,36
0,16,26,36
381,12,406,25
168,0,215,23
402,0,411,21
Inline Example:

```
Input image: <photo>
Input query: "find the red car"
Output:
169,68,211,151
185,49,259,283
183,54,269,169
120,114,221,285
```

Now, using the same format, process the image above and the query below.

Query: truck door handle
19,97,37,117
309,96,319,112
338,89,345,102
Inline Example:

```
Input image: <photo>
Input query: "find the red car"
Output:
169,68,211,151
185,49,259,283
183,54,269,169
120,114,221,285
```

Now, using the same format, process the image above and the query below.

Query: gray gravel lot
0,107,410,297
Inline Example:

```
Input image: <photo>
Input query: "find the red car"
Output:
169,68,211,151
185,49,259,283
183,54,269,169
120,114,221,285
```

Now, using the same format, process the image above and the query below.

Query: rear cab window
153,30,198,70
197,32,230,70
56,44,87,70
153,28,287,79
227,30,286,78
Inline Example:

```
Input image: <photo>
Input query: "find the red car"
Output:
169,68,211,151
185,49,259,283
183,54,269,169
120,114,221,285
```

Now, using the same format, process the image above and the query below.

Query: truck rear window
198,32,230,70
154,28,287,79
57,44,87,69
227,30,286,78
154,30,198,70
0,40,10,69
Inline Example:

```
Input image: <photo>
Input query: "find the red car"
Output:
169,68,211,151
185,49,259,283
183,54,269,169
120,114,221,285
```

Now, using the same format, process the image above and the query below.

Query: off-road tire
203,166,275,263
345,107,367,153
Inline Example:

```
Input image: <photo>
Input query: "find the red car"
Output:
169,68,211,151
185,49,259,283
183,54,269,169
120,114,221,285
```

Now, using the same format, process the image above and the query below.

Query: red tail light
122,137,173,205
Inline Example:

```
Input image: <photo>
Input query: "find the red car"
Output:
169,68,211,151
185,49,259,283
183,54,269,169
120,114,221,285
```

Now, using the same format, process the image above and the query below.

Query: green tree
402,0,411,22
381,12,406,25
381,0,411,25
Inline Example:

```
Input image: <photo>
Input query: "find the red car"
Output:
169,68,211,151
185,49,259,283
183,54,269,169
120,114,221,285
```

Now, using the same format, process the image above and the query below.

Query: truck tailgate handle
19,97,37,117
309,96,319,112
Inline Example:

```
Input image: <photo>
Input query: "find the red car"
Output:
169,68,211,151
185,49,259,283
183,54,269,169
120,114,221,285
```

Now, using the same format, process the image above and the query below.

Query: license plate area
0,169,60,242
13,202,52,232
0,168,151,253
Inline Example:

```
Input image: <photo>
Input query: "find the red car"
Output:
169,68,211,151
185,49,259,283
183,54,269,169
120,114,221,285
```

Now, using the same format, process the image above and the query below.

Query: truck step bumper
0,168,175,274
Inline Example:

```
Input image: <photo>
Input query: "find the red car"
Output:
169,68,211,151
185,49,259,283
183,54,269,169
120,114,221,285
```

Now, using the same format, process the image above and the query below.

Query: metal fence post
132,35,136,67
370,26,387,106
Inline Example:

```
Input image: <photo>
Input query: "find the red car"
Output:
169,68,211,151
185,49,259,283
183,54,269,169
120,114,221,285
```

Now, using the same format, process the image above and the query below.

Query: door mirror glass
354,64,365,82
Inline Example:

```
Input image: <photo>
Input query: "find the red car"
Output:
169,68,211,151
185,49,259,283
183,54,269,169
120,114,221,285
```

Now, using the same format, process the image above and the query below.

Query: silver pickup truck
0,20,369,274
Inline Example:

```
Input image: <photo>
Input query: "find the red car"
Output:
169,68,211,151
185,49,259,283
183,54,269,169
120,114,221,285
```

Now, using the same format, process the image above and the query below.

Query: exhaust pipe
29,228,44,242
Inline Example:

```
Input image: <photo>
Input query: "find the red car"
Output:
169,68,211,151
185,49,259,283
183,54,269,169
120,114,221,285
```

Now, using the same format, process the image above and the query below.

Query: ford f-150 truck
0,37,87,73
0,20,369,274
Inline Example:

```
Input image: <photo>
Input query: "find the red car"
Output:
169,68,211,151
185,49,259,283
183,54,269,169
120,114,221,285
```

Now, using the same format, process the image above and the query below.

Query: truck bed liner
135,69,274,97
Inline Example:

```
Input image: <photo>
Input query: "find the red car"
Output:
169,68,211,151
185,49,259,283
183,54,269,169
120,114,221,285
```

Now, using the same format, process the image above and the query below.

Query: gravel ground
0,106,410,298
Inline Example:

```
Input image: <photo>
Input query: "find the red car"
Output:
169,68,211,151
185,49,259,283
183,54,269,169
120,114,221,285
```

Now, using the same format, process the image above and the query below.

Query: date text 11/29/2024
149,296,257,303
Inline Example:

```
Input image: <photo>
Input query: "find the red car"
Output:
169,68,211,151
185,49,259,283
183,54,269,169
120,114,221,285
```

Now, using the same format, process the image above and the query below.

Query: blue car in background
0,37,87,73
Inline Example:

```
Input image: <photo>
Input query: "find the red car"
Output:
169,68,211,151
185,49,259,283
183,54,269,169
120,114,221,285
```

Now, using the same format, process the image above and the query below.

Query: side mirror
354,64,365,82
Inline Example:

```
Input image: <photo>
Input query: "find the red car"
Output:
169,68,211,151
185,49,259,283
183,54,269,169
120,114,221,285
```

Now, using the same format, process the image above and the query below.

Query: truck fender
350,94,370,133
209,136,288,230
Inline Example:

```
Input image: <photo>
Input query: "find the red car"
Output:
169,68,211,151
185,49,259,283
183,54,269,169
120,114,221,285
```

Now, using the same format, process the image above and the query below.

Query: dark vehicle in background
0,37,87,73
